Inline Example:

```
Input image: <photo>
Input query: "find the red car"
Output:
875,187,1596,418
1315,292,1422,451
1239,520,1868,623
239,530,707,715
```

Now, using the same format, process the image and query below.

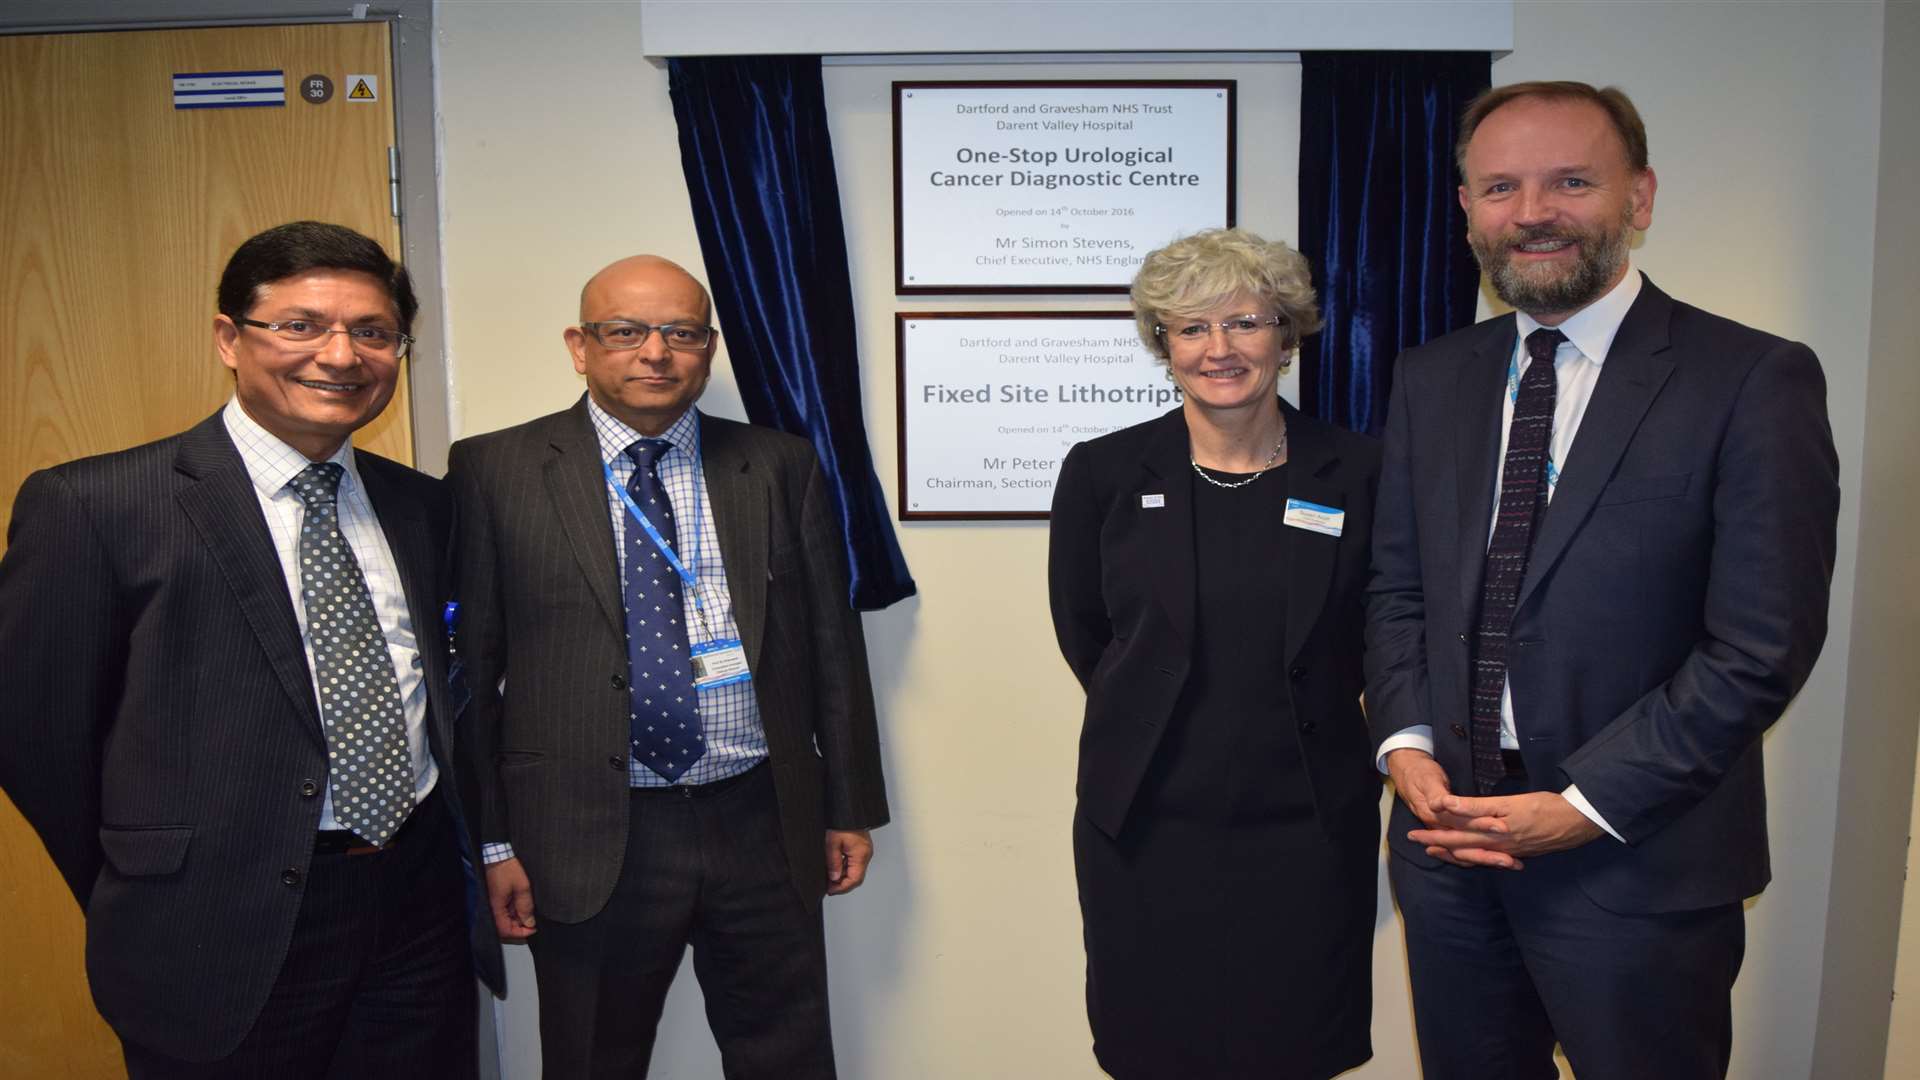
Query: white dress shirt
223,398,436,830
1375,269,1645,840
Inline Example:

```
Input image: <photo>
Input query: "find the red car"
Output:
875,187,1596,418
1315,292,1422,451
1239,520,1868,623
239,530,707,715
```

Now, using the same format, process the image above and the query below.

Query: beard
1470,207,1635,315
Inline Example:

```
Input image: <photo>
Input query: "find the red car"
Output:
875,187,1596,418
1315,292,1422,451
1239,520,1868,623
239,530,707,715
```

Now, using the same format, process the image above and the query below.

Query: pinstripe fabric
0,410,499,1063
450,397,888,922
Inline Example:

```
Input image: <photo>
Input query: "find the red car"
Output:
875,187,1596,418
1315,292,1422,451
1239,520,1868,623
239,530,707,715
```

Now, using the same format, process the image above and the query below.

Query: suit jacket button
281,868,301,887
611,674,627,690
1298,720,1318,734
609,755,626,770
1450,723,1468,738
299,779,319,798
1459,633,1468,643
1288,665,1307,681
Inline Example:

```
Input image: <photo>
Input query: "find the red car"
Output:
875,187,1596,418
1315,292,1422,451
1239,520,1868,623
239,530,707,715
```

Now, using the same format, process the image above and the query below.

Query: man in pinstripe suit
448,254,889,1079
0,222,500,1076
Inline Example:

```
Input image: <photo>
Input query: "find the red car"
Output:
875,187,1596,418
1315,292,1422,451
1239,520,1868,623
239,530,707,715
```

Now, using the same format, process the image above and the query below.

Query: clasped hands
1385,748,1602,870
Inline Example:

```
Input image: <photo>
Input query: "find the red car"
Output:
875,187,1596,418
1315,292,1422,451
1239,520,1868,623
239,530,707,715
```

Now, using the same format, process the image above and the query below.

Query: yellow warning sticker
345,74,378,103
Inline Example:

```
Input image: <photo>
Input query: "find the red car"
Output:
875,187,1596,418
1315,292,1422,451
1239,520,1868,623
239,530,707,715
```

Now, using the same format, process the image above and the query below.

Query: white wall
434,2,1903,1076
1851,0,1920,1075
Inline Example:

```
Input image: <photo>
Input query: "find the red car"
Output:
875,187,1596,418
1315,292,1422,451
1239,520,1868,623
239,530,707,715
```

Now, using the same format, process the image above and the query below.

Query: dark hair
1456,81,1650,176
217,221,418,333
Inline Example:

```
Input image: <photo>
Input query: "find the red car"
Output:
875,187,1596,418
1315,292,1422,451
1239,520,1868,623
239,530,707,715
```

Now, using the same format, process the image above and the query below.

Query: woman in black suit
1049,227,1382,1080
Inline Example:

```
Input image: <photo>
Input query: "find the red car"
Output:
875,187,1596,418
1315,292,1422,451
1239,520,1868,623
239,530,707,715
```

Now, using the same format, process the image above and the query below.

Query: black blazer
1049,402,1383,843
446,399,889,922
0,412,502,1062
1364,277,1841,913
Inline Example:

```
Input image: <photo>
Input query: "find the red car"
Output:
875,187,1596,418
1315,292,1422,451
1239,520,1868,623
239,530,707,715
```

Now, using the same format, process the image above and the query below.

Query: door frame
1,0,456,474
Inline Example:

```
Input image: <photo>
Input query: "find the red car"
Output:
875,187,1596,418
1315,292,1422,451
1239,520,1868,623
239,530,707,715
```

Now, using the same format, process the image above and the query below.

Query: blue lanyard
1507,348,1561,488
602,424,714,640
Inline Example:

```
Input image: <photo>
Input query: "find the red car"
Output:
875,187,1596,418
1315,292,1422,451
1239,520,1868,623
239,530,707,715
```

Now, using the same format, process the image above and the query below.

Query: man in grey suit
0,221,500,1076
448,254,889,1078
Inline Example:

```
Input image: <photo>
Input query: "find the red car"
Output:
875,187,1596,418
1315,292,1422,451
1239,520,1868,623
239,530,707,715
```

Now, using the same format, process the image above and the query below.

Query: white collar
1514,264,1643,366
222,396,362,500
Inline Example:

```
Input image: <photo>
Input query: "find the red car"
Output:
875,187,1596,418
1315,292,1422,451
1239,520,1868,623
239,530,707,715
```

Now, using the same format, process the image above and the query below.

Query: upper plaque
894,81,1236,294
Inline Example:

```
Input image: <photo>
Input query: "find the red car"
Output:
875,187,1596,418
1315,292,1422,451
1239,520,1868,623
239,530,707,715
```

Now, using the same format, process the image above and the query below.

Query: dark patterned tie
621,439,704,781
1469,328,1564,794
289,462,413,844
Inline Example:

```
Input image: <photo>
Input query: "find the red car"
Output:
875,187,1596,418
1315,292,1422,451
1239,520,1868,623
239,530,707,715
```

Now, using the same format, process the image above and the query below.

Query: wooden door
0,22,407,1075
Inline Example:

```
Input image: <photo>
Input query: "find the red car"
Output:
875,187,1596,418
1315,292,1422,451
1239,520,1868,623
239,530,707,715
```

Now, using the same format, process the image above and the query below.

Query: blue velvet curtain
668,55,916,610
1297,51,1490,436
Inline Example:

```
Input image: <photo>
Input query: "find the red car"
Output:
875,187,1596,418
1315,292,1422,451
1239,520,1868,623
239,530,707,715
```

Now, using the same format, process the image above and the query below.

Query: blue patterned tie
289,462,413,844
1469,328,1563,793
622,439,704,781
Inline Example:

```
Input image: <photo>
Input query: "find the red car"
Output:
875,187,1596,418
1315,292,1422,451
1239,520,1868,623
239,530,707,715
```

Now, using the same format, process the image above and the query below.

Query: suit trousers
121,788,477,1079
526,763,834,1080
1389,789,1744,1080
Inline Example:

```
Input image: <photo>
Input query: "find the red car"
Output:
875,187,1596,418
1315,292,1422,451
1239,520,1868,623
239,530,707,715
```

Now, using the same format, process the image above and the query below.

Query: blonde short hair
1129,227,1322,361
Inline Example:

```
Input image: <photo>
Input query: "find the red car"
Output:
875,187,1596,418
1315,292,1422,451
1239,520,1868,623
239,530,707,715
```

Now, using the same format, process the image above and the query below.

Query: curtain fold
1297,51,1491,436
668,55,916,610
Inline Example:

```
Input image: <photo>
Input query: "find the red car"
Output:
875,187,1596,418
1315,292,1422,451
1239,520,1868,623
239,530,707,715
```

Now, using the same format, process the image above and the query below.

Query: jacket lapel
544,399,625,639
356,455,447,740
1280,405,1341,669
1138,409,1196,653
700,417,769,669
1454,318,1516,623
172,413,322,741
1515,279,1676,611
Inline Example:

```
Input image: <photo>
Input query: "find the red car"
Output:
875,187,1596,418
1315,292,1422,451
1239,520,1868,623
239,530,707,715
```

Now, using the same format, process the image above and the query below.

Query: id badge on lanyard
604,438,753,692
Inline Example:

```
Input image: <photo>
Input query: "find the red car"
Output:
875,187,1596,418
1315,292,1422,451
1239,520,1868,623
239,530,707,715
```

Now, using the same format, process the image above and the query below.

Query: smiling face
565,256,715,436
213,268,403,461
1459,96,1656,323
1162,291,1293,421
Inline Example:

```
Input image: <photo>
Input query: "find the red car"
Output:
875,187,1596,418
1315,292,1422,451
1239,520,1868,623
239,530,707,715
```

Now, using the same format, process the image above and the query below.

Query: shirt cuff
1560,785,1624,843
1376,726,1436,774
480,841,516,865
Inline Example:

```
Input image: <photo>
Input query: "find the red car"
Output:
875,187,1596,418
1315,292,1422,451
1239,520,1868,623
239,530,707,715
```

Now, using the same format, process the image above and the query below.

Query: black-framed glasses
1154,313,1287,346
236,317,413,358
581,321,716,352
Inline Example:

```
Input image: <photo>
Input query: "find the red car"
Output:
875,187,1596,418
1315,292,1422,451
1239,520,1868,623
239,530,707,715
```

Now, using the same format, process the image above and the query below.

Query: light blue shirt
482,400,767,866
586,399,768,787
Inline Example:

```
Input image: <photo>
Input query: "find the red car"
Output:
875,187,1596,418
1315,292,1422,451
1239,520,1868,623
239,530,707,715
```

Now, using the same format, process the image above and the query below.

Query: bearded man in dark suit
448,254,888,1079
1365,82,1840,1080
0,221,500,1077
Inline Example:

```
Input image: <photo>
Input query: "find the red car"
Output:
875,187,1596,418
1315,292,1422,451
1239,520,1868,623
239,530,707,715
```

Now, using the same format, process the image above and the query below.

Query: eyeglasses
236,317,413,359
580,321,716,352
1155,314,1287,346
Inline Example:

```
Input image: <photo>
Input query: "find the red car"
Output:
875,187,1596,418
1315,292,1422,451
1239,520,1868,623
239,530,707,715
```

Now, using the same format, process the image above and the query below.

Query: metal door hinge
388,146,401,221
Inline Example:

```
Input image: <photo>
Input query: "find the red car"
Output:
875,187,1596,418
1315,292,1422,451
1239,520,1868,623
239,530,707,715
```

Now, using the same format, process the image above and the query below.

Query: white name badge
1141,493,1166,509
1283,498,1345,537
691,638,753,689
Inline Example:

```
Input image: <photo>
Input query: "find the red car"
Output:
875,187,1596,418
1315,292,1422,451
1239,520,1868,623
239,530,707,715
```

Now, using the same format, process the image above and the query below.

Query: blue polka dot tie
289,462,413,844
622,439,704,782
